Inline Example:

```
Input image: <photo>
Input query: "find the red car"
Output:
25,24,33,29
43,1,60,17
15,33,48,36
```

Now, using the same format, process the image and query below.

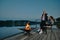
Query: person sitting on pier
25,22,31,36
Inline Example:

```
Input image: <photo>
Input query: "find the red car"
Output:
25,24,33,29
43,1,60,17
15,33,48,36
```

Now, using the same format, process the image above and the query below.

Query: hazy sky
0,0,60,20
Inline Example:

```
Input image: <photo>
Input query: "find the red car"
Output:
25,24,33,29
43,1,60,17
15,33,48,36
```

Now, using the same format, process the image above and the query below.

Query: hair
26,22,30,25
45,13,48,16
50,16,55,21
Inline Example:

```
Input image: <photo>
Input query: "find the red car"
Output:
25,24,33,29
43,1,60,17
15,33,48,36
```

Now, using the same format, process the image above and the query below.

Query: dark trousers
40,21,46,29
43,27,47,33
40,21,47,33
25,30,31,35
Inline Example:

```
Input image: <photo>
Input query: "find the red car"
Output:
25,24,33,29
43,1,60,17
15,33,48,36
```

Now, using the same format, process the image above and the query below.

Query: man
39,13,48,34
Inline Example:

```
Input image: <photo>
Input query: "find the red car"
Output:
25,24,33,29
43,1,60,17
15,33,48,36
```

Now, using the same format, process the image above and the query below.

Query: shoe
39,30,43,34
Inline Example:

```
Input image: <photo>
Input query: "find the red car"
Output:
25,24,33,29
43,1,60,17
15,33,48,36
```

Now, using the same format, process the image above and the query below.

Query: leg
45,27,47,34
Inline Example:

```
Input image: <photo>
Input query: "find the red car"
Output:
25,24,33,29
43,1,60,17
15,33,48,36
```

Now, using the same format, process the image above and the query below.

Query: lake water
0,24,57,39
0,25,39,39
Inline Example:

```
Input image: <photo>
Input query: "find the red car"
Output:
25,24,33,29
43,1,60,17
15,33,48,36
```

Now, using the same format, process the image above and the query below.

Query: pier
2,27,60,40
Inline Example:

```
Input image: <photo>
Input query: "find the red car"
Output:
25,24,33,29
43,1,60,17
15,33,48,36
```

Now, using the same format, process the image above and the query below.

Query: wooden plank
54,31,59,40
24,32,38,40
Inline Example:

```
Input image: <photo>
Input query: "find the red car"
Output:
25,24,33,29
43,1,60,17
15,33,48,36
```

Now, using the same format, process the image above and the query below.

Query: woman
25,22,31,35
46,16,55,32
49,16,54,25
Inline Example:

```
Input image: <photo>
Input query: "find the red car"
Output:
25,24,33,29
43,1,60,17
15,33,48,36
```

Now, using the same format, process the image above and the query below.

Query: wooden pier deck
3,29,60,40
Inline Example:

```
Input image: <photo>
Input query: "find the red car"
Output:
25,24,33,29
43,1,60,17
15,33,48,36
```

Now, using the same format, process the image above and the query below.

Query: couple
39,12,54,34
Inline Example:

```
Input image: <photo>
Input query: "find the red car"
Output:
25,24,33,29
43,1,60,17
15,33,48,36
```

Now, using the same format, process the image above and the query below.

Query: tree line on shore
0,20,40,27
55,17,60,29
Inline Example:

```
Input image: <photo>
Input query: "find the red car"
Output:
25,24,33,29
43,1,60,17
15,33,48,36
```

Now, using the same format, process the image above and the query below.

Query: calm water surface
0,25,57,39
0,25,38,39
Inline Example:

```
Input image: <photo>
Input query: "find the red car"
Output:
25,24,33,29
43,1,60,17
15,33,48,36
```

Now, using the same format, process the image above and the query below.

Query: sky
0,0,60,20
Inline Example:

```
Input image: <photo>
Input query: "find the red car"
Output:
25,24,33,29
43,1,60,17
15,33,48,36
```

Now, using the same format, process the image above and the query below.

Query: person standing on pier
49,16,55,26
39,11,48,34
25,22,31,36
47,16,55,30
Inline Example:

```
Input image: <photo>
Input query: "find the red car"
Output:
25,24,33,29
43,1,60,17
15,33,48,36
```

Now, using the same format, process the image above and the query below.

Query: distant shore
0,20,40,27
